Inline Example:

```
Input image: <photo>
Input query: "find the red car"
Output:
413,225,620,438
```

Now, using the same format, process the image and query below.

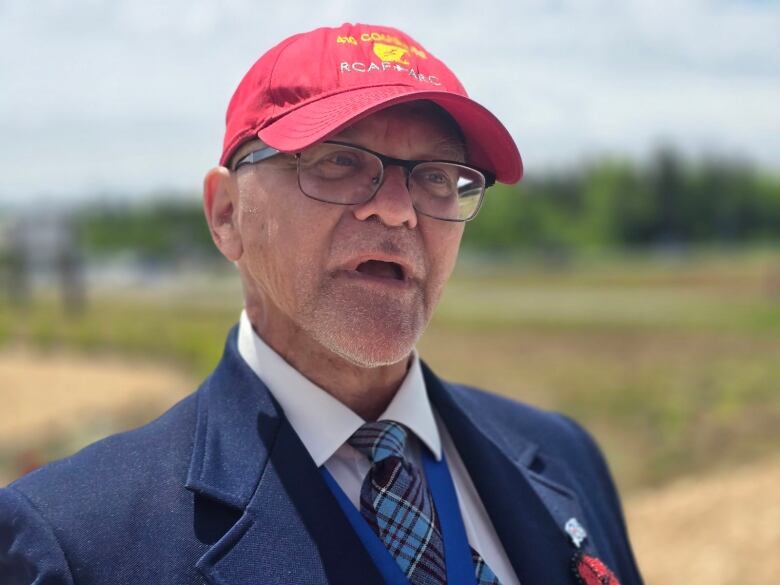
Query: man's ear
203,166,243,262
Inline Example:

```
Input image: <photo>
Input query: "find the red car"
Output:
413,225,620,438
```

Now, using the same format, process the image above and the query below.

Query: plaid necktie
349,420,502,585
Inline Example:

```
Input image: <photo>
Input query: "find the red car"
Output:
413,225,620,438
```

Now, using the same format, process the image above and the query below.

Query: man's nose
352,166,418,229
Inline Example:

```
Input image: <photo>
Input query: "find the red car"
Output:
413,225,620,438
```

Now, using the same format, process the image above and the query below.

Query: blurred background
1,1,778,582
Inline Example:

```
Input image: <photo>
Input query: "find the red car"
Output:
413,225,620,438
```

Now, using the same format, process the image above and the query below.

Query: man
0,23,642,584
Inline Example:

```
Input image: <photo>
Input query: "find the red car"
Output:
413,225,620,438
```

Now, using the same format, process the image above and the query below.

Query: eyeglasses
233,140,495,222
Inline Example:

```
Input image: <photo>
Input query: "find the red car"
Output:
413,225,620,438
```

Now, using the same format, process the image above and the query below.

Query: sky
1,0,779,204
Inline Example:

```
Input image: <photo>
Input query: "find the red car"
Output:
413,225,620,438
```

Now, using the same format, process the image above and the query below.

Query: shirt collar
237,310,442,466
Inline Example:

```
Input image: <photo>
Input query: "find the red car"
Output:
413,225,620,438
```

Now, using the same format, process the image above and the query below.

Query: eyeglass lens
297,143,485,221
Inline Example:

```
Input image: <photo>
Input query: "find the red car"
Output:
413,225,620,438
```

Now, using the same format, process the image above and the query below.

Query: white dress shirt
237,310,520,585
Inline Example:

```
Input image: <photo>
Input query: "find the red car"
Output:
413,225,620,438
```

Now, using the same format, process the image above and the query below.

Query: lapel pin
565,517,588,548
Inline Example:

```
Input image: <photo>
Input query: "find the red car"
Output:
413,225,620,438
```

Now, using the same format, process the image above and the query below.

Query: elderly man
0,23,642,585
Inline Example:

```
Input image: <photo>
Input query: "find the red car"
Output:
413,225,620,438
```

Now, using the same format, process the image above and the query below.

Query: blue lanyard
422,449,476,584
322,448,476,585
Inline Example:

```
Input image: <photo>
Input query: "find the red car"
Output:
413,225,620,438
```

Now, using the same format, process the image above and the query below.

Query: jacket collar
187,327,587,584
184,325,278,509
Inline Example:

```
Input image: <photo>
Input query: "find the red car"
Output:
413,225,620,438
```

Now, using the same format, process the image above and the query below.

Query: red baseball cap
221,23,523,184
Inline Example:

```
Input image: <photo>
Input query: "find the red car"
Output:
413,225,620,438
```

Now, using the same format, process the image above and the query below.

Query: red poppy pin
565,517,621,585
571,551,621,585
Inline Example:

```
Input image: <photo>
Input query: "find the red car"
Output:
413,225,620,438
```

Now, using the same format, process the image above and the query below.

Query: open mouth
355,260,405,281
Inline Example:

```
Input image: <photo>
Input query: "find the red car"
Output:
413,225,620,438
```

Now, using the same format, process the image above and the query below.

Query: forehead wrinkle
336,122,465,162
334,101,466,159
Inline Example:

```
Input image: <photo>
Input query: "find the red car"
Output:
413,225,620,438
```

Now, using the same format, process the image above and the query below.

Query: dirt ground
1,348,777,583
0,348,195,453
627,457,780,583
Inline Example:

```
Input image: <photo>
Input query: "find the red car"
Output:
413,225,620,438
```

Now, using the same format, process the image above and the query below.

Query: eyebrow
426,137,467,161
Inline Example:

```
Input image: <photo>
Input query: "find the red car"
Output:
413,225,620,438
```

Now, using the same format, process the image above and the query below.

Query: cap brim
258,85,523,184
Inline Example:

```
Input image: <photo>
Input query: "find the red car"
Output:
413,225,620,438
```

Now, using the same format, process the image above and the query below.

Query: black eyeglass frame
233,140,496,222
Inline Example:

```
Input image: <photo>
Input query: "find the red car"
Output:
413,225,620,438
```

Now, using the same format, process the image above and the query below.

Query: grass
2,246,779,491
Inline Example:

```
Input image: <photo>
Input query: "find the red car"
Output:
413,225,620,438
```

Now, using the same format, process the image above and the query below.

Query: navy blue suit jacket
0,327,642,584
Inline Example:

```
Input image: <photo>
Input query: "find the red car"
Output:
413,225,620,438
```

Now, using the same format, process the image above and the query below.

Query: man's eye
325,152,360,167
307,150,366,180
422,171,449,185
416,167,457,195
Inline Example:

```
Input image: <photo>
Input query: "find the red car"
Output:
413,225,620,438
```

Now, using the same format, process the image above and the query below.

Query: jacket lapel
184,327,592,584
186,327,384,585
425,362,585,584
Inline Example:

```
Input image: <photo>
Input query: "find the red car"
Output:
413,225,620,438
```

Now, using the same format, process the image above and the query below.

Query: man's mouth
355,260,405,281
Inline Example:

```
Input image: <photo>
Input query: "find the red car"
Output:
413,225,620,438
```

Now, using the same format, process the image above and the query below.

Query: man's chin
313,325,420,369
302,284,429,367
306,309,424,368
332,343,413,369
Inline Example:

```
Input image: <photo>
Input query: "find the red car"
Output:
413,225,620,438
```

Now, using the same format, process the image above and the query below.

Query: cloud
1,0,778,201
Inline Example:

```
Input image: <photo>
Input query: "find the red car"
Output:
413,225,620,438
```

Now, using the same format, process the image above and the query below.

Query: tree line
463,148,780,252
71,149,780,261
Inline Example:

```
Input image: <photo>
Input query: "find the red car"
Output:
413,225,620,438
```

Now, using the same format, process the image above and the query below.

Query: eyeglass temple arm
233,146,282,170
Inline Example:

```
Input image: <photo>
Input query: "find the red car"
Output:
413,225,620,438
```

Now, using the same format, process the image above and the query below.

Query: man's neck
245,306,411,421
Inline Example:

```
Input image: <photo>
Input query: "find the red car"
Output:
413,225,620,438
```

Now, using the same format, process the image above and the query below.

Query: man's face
232,103,466,367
